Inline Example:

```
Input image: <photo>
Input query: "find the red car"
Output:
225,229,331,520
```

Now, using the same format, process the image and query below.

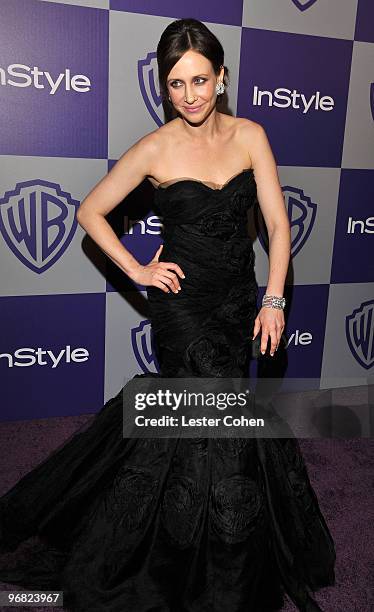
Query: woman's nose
184,87,197,102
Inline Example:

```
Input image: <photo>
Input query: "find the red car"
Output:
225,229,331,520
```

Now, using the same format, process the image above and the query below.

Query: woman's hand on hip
129,244,185,294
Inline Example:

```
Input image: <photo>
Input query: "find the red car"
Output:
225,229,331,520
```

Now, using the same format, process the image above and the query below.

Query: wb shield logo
132,320,159,374
255,185,317,257
0,179,80,274
346,300,374,370
138,51,164,127
291,0,318,10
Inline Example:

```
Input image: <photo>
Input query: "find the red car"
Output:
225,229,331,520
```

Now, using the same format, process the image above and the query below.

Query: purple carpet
0,413,373,611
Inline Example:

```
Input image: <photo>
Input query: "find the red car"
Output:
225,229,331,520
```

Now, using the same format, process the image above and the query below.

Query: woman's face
166,50,224,120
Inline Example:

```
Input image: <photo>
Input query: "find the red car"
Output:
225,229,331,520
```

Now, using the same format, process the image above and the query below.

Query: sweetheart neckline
155,168,254,192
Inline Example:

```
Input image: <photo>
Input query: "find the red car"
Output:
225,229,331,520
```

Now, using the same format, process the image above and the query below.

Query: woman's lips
183,104,204,113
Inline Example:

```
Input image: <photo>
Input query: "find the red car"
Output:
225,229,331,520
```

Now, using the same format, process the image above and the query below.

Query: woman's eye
170,78,206,87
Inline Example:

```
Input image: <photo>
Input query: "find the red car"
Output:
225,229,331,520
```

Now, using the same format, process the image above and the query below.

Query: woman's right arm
76,133,184,293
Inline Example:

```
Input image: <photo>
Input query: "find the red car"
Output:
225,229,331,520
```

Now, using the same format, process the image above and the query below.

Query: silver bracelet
262,294,286,310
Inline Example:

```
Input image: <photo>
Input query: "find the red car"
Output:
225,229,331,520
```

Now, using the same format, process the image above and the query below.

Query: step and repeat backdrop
0,0,373,420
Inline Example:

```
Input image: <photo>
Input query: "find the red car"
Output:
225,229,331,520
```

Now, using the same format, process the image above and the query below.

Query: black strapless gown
0,169,336,611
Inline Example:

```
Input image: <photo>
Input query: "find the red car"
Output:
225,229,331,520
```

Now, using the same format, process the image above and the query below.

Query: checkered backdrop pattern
0,0,373,420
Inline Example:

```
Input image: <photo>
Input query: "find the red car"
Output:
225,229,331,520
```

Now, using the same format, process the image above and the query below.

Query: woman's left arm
244,121,291,356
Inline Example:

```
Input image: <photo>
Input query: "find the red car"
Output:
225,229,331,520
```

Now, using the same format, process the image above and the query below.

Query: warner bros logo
0,179,80,274
255,185,317,257
138,51,164,128
291,0,318,11
132,319,159,374
346,299,374,370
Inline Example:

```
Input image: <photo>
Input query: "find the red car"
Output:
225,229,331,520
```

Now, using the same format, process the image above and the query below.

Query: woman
0,18,335,612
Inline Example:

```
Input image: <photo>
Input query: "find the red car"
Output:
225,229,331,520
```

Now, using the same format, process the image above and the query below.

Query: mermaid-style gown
0,168,336,611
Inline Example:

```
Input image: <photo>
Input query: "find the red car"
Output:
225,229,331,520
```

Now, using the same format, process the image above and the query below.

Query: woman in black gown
0,18,335,612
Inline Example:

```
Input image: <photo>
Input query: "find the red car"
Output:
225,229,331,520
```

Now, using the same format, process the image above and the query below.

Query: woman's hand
129,244,185,294
252,306,285,356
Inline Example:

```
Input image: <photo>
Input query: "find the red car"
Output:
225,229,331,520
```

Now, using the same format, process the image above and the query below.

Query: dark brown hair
157,18,229,107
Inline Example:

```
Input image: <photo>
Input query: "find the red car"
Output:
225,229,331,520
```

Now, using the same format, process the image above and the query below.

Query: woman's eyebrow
167,74,209,82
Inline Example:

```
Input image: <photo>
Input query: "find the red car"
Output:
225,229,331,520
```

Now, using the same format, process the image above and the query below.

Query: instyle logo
255,185,317,256
138,51,163,127
347,216,374,234
132,320,159,374
0,345,89,368
346,300,374,370
0,64,91,95
124,215,162,235
0,179,80,273
282,329,313,349
252,86,334,113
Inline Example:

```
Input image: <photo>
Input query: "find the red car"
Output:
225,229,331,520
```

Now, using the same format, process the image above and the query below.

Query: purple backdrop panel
237,28,352,168
110,0,244,26
0,0,108,158
0,293,106,421
355,0,374,43
250,284,328,380
331,169,374,284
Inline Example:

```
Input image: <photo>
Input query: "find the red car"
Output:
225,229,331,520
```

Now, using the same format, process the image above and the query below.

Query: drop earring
216,81,225,95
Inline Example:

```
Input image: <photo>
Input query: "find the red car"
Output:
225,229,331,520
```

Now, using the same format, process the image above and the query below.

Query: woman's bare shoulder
222,115,264,147
131,119,180,165
234,118,269,167
235,116,264,137
142,118,180,145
